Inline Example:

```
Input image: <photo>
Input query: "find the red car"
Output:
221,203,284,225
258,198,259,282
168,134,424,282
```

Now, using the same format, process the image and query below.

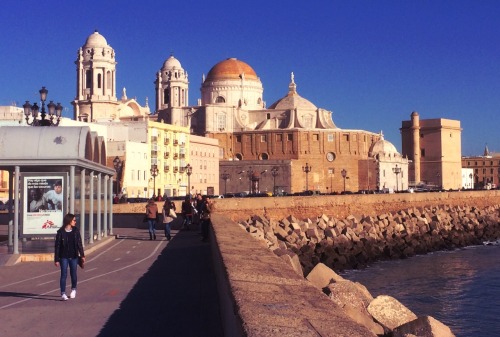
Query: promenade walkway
0,225,223,337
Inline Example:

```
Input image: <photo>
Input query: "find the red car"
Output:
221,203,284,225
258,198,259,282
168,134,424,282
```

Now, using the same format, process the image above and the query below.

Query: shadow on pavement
0,291,60,301
96,229,224,337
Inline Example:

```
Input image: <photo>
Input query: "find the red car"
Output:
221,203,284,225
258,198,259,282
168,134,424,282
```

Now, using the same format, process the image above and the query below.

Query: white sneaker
70,289,76,299
61,294,68,301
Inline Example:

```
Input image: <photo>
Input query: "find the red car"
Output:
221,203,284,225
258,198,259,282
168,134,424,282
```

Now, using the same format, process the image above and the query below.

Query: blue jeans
164,222,172,238
60,257,78,294
148,219,156,237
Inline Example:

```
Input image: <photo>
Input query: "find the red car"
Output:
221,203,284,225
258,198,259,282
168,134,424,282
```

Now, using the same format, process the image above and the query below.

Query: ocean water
340,243,500,337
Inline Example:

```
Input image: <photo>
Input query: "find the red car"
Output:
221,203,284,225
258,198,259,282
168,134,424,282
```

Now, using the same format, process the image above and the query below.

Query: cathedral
155,56,408,194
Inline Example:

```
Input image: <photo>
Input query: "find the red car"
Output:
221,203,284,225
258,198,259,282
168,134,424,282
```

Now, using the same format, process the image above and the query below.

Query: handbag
169,208,177,218
78,256,85,269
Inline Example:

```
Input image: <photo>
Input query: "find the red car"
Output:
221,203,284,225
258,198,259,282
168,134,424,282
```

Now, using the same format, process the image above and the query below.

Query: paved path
0,227,223,337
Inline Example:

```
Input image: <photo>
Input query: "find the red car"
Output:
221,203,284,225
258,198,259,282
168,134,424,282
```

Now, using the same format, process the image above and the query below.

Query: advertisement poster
22,175,65,236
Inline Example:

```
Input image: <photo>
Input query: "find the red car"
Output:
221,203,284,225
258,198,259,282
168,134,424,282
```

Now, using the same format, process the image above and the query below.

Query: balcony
173,166,179,173
164,166,170,172
173,140,178,146
164,152,170,159
164,138,170,145
151,136,158,143
180,153,185,159
151,150,158,156
173,153,179,160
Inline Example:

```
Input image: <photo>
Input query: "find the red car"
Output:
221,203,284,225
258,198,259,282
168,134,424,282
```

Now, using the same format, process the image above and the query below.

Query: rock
279,253,304,277
306,262,344,290
392,315,456,337
367,295,417,331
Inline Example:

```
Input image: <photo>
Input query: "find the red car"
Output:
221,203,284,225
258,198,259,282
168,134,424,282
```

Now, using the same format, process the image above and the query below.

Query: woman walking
145,198,158,240
54,213,85,301
162,198,176,240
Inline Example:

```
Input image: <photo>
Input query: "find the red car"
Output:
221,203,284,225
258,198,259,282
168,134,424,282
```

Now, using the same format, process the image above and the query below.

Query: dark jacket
54,227,85,262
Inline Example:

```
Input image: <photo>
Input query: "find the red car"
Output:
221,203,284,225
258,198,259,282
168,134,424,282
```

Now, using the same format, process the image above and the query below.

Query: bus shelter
0,126,115,255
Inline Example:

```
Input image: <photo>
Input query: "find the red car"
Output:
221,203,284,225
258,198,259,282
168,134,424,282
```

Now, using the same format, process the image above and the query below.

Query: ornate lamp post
221,171,230,195
302,163,312,191
341,169,348,192
23,87,63,126
113,156,123,195
185,163,192,196
271,167,279,195
392,164,402,192
150,164,159,198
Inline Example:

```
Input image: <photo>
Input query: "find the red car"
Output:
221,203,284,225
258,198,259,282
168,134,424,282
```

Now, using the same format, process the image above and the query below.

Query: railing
164,152,170,159
164,166,169,172
164,138,170,145
173,166,179,173
173,154,179,160
173,140,178,146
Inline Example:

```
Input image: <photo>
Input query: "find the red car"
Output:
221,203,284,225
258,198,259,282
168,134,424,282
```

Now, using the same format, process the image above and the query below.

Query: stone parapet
210,213,377,336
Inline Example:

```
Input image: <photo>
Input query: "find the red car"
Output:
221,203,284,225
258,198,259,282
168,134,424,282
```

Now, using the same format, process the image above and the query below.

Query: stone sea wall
238,204,500,274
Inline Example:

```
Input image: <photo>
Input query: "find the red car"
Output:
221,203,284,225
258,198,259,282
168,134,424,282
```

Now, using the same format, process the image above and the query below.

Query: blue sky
1,0,499,156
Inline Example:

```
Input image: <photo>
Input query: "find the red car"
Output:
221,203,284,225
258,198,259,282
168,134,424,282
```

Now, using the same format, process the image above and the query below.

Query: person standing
54,213,85,301
193,193,203,230
162,198,176,241
181,195,193,230
43,180,63,211
200,196,213,242
145,199,158,240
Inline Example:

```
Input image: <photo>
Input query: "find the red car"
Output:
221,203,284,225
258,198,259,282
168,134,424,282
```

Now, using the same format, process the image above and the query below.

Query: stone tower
72,30,118,122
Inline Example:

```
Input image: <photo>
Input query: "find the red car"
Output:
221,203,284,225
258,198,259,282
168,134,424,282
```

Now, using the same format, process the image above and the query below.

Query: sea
340,242,500,337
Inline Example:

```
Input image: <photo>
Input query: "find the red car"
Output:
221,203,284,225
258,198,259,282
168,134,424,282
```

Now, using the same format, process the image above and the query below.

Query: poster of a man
43,180,63,210
29,188,46,212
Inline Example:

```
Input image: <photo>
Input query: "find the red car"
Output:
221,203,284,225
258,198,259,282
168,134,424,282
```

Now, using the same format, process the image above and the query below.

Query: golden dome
205,58,258,81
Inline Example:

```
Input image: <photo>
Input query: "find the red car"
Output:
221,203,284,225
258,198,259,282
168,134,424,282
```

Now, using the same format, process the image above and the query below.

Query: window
267,113,271,119
328,134,334,142
313,134,319,141
287,134,293,141
421,149,425,157
106,71,112,90
97,73,102,88
261,135,267,142
260,153,269,160
344,134,350,142
236,135,241,143
276,134,283,142
215,96,225,103
85,70,92,88
217,113,226,131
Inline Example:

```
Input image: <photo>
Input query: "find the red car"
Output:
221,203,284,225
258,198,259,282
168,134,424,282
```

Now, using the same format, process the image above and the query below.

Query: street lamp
271,167,279,195
221,171,230,195
302,163,312,192
150,164,159,198
185,164,192,196
23,87,63,126
341,169,348,192
392,164,402,192
113,156,123,195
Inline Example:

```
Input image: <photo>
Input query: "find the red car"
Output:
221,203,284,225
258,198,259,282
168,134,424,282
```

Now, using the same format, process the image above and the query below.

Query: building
462,145,500,189
400,112,462,190
156,57,389,194
72,30,151,122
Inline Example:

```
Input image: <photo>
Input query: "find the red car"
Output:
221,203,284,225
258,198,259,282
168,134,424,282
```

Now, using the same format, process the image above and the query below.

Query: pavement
0,224,224,337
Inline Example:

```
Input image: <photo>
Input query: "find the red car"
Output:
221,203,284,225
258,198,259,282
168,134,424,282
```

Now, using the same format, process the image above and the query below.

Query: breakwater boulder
238,204,500,275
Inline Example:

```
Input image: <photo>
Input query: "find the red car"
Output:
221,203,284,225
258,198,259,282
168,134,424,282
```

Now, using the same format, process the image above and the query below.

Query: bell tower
72,30,118,122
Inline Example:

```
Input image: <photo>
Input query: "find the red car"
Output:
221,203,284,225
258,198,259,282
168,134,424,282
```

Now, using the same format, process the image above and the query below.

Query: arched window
85,70,92,89
259,153,269,160
215,96,225,103
235,153,243,160
97,73,102,89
